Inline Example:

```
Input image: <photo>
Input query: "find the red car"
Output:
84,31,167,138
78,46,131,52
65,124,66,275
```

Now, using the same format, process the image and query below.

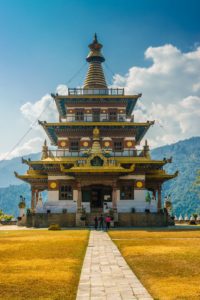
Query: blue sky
0,0,200,157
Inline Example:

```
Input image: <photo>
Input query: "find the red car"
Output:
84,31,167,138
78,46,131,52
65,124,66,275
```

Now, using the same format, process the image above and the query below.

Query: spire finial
94,33,98,43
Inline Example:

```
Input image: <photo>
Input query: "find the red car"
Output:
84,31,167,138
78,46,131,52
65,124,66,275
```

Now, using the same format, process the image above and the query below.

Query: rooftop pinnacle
83,34,107,89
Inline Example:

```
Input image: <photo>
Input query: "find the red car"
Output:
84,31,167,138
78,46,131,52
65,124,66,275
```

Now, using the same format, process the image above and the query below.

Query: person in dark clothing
94,216,98,230
99,214,104,230
105,215,111,231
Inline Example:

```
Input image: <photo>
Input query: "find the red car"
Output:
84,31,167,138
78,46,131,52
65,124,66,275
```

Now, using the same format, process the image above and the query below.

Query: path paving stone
76,231,153,300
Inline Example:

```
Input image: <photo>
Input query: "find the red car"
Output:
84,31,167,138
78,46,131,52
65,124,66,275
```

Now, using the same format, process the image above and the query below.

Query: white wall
117,189,157,213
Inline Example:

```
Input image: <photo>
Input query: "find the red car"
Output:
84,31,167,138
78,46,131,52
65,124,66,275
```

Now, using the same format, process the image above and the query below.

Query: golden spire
143,140,151,159
84,34,107,89
41,139,48,160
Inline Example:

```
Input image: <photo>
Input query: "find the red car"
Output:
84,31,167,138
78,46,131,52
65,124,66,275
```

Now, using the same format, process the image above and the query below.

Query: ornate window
70,140,79,151
114,140,123,151
75,110,84,121
109,110,117,121
120,185,134,200
59,185,73,200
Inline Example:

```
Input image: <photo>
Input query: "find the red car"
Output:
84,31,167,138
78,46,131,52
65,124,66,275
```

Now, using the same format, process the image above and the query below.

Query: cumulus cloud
113,44,200,147
0,85,69,160
20,94,58,125
0,137,43,160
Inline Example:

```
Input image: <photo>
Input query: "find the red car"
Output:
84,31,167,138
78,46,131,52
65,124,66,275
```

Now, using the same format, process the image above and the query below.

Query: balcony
68,88,124,96
65,115,127,122
47,149,144,158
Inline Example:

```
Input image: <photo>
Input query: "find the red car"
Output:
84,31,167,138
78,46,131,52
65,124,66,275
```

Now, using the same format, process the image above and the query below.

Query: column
77,183,82,212
35,190,39,206
157,186,162,211
112,184,117,211
31,188,35,211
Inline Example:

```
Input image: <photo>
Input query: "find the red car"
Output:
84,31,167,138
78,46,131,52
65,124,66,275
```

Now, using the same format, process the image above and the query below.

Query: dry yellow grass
109,229,200,300
0,230,89,300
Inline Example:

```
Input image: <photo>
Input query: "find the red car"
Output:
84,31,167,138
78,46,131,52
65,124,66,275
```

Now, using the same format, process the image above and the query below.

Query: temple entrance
82,185,112,212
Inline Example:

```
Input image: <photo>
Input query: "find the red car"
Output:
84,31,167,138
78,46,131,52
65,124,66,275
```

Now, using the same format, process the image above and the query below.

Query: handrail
47,149,144,158
68,88,124,96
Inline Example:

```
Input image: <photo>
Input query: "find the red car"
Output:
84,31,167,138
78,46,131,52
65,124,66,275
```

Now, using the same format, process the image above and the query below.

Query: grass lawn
0,230,89,300
109,229,200,300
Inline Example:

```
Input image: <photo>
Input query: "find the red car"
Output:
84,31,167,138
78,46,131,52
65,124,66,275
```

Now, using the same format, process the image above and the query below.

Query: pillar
35,190,39,206
157,186,162,211
31,188,35,211
77,183,82,212
112,184,117,211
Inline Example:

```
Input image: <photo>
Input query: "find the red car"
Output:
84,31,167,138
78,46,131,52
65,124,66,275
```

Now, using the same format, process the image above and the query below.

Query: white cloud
56,84,68,95
113,44,200,147
0,137,43,160
0,85,69,160
20,94,58,125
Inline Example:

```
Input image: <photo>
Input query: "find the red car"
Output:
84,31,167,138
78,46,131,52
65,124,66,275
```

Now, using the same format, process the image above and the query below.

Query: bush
189,220,196,225
48,224,61,230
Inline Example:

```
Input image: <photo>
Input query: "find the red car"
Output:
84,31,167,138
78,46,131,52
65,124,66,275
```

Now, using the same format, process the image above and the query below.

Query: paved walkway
76,231,153,300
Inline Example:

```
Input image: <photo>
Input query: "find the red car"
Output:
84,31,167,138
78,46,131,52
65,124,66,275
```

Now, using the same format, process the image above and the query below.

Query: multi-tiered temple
15,35,177,227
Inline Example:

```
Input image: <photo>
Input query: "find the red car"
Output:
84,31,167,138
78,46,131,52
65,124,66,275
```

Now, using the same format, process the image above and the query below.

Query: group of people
94,214,112,231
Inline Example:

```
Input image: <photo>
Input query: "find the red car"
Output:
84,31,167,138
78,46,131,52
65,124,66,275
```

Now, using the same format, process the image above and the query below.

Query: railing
47,149,144,158
68,88,124,96
64,115,127,122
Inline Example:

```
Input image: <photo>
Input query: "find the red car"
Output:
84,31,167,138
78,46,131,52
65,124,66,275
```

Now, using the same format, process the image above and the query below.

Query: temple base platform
25,212,172,228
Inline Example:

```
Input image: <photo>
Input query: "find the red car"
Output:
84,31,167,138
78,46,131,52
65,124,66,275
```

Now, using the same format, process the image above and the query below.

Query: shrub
189,220,196,225
48,224,61,230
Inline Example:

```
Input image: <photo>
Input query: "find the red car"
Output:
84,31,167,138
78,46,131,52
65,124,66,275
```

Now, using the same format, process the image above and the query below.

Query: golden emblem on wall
60,141,67,147
83,141,89,147
50,182,57,189
136,181,143,188
104,141,110,147
127,141,133,147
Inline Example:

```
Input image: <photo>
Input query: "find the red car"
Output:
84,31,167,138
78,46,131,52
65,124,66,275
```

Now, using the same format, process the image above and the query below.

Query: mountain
0,137,200,217
0,153,40,187
151,137,200,217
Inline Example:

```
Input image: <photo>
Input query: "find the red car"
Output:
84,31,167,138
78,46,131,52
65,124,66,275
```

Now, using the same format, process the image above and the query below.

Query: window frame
120,184,134,200
69,140,79,152
59,185,73,200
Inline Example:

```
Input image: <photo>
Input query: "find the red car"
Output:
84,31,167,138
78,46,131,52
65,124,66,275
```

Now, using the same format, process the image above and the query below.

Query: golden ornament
60,141,67,147
104,141,110,147
50,182,57,189
127,141,133,147
136,181,143,188
83,141,89,147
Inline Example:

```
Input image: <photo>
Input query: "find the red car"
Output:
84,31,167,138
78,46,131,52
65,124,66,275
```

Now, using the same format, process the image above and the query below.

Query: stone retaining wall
118,212,169,227
26,213,76,228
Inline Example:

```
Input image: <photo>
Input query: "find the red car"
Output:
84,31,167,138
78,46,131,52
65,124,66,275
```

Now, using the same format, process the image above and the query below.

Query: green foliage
48,224,61,230
145,191,151,203
152,137,200,216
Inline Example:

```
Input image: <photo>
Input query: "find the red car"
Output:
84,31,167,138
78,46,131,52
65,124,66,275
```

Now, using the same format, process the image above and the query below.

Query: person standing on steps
105,215,111,231
94,216,98,230
99,214,104,230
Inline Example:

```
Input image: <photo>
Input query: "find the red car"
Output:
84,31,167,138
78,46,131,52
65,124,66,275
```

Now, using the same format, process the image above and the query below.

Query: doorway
82,185,112,212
